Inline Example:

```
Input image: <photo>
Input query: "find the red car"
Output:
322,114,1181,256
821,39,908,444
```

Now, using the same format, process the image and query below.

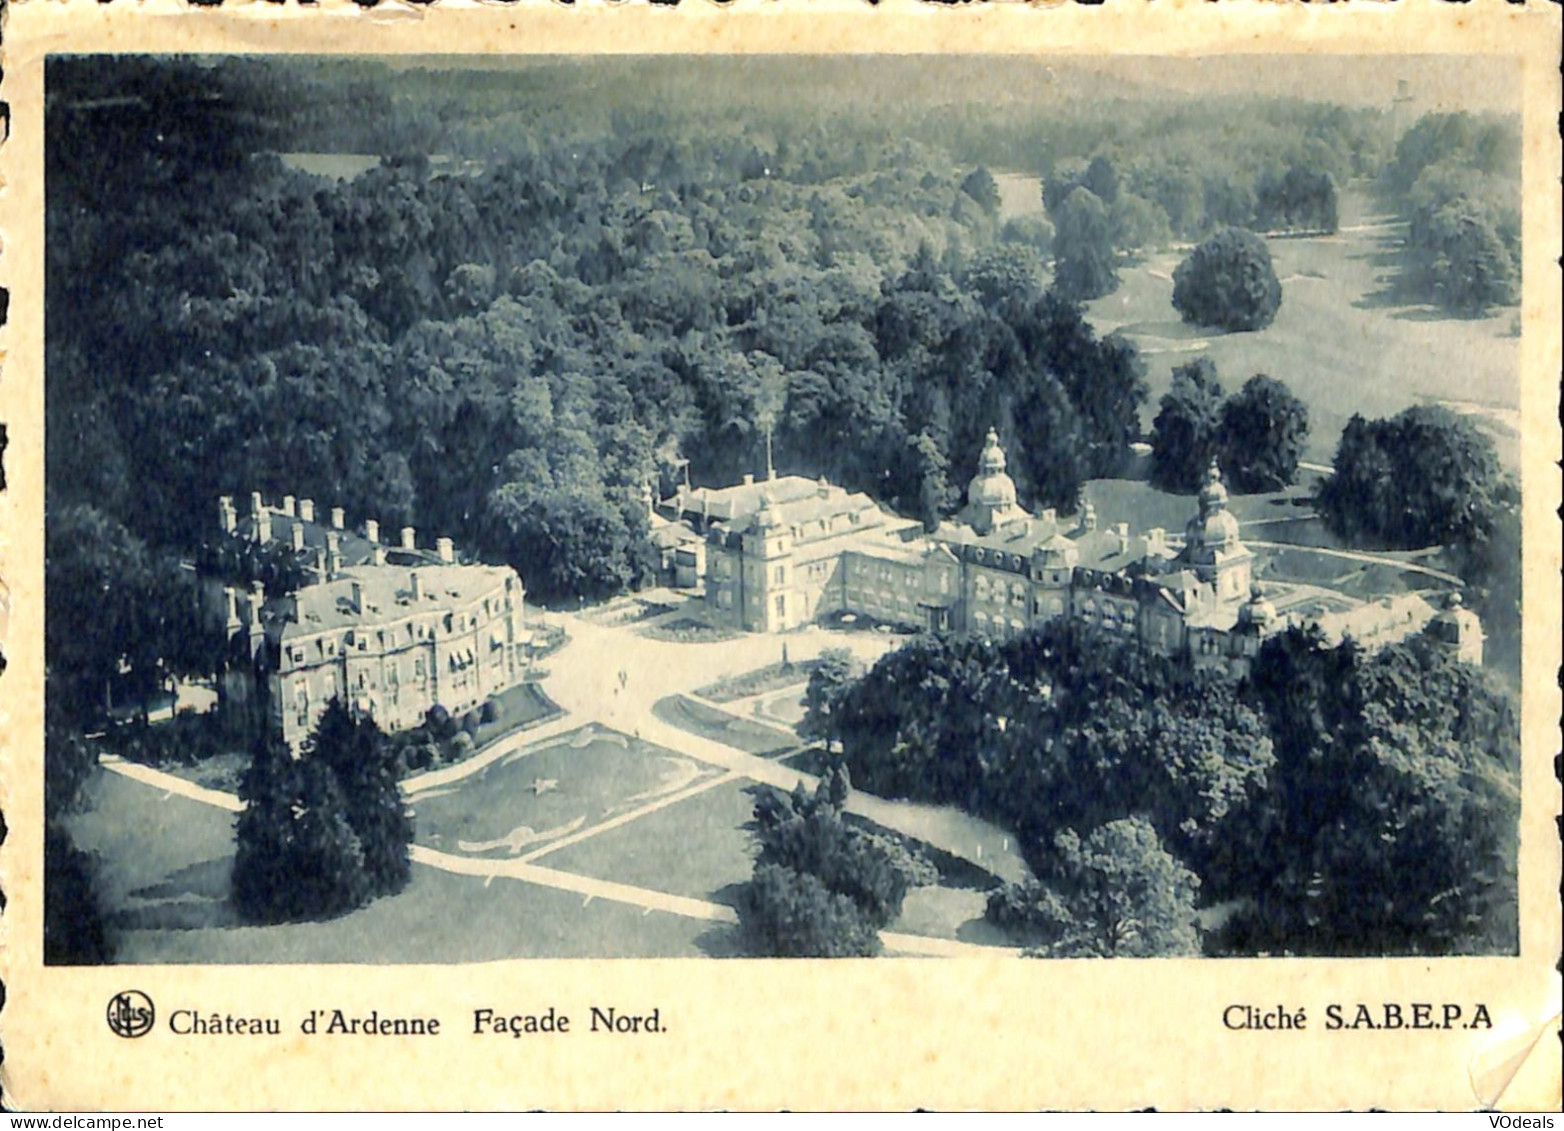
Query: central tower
1181,459,1253,601
961,428,1030,536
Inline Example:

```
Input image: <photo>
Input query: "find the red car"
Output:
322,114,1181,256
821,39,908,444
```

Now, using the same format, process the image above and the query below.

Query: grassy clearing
1085,203,1519,469
65,767,720,962
538,776,759,905
413,725,723,856
652,695,798,756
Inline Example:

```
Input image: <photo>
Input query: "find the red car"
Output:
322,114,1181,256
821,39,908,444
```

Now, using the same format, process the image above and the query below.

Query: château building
211,493,529,750
680,429,1482,673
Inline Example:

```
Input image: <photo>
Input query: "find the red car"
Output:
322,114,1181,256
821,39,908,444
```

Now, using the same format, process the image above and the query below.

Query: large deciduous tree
1218,374,1310,493
1051,187,1119,302
1150,358,1226,493
1171,228,1282,332
987,817,1202,957
736,765,933,957
1315,405,1508,553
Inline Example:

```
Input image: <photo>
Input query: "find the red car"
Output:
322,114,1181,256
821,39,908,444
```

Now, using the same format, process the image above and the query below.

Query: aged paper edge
0,0,1559,1112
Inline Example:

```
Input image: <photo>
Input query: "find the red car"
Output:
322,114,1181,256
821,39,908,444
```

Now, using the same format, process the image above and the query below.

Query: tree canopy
231,700,413,923
1171,228,1283,332
1315,405,1509,553
1218,374,1310,494
819,617,1517,956
1150,359,1225,493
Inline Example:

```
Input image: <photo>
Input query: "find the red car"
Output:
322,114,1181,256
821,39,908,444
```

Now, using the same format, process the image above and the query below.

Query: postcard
1,0,1559,1112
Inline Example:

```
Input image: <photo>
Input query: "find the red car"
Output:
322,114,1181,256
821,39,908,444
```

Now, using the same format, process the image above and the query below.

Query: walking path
98,607,1032,949
99,754,1008,956
533,613,1033,884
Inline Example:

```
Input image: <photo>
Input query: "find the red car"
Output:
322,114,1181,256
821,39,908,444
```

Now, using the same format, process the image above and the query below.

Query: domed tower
1181,459,1253,601
741,489,794,632
960,428,1030,536
1427,591,1484,666
1236,582,1278,633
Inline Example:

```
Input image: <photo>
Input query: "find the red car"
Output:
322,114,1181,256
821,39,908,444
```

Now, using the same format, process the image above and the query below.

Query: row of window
289,649,513,729
288,609,515,668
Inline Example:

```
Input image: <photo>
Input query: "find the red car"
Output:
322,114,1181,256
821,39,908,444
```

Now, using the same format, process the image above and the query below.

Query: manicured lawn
412,725,724,857
113,861,720,963
537,776,759,905
65,769,242,935
63,766,724,962
652,695,798,756
891,885,996,943
638,617,743,643
1079,476,1321,539
752,688,808,728
1085,211,1519,469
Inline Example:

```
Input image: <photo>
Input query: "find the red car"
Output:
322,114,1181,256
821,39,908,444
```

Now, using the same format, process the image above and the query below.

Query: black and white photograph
41,49,1529,972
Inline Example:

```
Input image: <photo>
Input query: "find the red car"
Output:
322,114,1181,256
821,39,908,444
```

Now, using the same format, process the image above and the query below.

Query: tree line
800,620,1518,957
1383,112,1521,316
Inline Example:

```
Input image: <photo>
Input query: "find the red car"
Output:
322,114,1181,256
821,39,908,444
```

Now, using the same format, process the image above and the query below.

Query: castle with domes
663,428,1481,673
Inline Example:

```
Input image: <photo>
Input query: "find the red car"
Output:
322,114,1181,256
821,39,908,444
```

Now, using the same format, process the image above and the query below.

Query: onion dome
1187,459,1240,550
967,428,1019,512
1198,457,1229,513
1237,582,1277,629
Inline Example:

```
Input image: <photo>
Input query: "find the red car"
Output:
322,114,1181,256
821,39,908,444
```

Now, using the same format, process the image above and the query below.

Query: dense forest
803,620,1519,957
46,57,1400,599
46,54,1524,717
42,56,1526,962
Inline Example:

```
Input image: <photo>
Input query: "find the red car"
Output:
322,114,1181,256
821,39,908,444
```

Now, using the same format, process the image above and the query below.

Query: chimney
1147,527,1166,554
331,506,346,530
817,476,830,499
249,580,266,618
372,545,387,567
743,474,754,486
1040,507,1057,528
411,571,424,601
401,526,417,551
299,498,316,523
1115,522,1130,554
291,522,306,554
350,580,364,614
282,495,297,518
255,510,273,545
436,537,455,565
224,586,241,632
365,518,380,544
1080,501,1098,533
326,531,342,577
218,496,237,535
250,491,264,517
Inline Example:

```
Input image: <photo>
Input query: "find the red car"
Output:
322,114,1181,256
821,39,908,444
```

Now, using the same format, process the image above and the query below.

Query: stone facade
682,430,1482,672
213,493,528,751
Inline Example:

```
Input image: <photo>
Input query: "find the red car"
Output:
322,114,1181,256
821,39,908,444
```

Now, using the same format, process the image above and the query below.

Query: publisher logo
107,990,155,1038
